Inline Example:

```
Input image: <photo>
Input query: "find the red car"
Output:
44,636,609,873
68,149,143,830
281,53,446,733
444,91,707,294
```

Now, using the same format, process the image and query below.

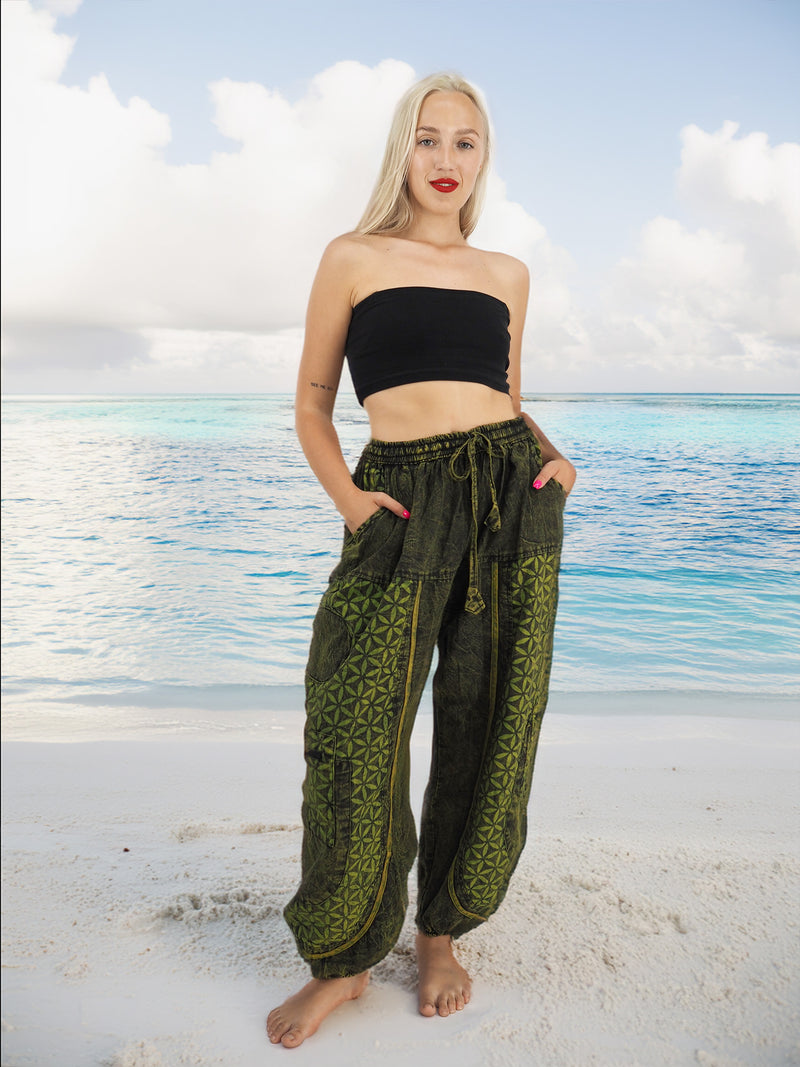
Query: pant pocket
521,477,564,548
306,604,351,683
298,734,352,904
348,506,384,540
325,507,398,590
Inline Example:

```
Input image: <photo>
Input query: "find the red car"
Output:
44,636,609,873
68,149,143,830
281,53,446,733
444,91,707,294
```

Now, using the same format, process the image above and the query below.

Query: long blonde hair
356,72,492,240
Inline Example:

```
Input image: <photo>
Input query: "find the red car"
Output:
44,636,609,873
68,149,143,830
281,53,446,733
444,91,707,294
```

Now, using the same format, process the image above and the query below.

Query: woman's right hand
533,456,577,497
342,489,410,535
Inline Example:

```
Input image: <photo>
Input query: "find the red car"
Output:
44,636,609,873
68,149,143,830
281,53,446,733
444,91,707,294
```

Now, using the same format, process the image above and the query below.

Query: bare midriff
363,380,517,442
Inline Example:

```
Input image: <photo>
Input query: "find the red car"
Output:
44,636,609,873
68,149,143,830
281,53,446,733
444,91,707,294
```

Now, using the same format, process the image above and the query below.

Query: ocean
1,393,797,737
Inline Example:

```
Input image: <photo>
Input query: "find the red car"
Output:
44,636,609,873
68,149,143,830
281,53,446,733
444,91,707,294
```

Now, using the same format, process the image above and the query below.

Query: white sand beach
2,707,799,1067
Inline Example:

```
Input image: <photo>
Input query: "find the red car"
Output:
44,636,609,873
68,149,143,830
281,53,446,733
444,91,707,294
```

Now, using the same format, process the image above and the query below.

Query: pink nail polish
533,480,542,490
403,509,410,519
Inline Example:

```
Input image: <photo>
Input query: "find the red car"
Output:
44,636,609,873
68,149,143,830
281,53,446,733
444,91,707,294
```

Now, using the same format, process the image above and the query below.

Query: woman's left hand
533,457,577,497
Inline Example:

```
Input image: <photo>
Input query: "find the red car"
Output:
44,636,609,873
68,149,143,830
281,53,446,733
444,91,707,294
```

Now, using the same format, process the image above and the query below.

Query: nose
434,143,455,170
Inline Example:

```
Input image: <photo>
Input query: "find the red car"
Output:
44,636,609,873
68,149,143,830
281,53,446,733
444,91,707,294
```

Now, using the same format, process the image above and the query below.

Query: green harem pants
284,416,564,978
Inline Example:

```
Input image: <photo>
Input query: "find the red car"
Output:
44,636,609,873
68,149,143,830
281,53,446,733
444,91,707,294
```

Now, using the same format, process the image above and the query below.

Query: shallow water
2,393,798,733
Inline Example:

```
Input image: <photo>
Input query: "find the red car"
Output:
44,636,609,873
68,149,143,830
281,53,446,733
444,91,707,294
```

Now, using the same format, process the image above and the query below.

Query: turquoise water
1,394,798,731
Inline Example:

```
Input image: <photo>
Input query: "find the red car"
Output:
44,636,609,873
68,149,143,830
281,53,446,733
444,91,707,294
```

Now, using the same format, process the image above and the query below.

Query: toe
281,1026,304,1048
420,1000,437,1018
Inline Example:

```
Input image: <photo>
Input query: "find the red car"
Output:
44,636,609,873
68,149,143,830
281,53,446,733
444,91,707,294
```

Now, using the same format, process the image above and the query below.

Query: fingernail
402,509,410,519
533,480,542,490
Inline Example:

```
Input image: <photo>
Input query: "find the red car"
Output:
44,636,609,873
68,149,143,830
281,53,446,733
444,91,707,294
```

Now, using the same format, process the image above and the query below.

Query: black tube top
344,286,511,405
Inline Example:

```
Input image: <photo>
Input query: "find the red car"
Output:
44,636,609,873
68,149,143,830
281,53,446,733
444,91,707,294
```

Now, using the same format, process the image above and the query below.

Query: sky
1,0,798,394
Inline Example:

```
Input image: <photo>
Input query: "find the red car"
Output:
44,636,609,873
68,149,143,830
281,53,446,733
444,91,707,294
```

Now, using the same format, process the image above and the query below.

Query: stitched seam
447,865,488,921
446,562,500,922
490,563,499,716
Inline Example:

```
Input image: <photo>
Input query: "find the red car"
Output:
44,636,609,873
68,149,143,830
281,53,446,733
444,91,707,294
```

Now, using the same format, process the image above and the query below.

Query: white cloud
475,175,583,362
1,1,578,392
139,327,308,393
40,0,84,16
1,4,417,340
553,121,800,390
1,1,797,394
1,1,73,83
678,121,800,238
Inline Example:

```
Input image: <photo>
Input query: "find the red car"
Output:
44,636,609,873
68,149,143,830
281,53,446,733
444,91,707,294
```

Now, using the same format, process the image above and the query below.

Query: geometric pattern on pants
447,551,559,920
284,417,563,977
289,574,422,958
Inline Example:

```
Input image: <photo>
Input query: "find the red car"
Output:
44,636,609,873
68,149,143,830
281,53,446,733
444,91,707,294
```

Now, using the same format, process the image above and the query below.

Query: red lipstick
429,179,459,193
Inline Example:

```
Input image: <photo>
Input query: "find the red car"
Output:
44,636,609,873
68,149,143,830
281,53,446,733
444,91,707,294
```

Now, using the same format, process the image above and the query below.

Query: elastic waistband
363,417,531,466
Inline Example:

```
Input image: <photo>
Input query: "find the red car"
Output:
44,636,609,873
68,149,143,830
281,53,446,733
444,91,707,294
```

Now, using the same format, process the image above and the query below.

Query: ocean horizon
2,392,798,739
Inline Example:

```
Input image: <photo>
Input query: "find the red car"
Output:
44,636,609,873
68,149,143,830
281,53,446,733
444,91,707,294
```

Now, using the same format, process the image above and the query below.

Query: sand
2,710,799,1066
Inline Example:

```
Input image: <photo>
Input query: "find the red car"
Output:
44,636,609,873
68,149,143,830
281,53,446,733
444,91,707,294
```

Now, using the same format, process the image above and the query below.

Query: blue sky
56,0,799,276
2,0,798,392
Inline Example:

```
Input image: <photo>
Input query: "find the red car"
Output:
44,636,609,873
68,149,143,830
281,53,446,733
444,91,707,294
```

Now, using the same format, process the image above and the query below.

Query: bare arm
294,238,409,531
504,259,577,496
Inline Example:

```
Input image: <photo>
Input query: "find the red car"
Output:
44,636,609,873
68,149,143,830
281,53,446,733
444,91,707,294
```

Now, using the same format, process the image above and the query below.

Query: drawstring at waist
361,417,532,616
448,430,503,615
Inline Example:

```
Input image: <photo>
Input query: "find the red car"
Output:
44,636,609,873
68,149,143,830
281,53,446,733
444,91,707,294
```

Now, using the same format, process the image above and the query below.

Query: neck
402,211,466,248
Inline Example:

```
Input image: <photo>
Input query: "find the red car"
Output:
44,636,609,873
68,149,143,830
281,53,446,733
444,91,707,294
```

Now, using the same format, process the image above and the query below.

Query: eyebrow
416,125,482,138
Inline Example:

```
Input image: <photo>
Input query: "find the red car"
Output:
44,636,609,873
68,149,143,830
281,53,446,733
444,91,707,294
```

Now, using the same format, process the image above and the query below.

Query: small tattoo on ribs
310,381,334,391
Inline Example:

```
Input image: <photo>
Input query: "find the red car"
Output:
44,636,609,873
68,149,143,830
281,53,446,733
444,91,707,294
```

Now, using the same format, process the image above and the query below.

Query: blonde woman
267,72,576,1049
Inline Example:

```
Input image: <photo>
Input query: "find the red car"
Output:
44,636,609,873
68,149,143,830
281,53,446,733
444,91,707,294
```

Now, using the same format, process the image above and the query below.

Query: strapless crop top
344,286,511,405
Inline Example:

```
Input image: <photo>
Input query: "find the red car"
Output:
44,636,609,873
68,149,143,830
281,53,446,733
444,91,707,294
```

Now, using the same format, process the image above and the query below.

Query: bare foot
266,971,369,1048
416,932,472,1018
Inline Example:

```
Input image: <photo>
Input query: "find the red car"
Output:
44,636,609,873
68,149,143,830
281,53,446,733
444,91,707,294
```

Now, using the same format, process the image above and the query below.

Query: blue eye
418,138,435,147
458,141,475,150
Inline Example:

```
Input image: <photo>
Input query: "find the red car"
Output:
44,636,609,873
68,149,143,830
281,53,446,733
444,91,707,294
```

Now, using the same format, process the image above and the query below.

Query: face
406,91,486,218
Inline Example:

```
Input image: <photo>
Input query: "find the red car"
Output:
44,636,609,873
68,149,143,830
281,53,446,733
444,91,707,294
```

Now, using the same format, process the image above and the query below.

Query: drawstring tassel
484,442,502,531
465,586,486,615
484,501,501,532
448,429,503,615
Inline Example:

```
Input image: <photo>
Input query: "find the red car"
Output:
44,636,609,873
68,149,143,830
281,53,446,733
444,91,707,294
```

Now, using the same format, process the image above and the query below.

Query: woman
267,71,576,1049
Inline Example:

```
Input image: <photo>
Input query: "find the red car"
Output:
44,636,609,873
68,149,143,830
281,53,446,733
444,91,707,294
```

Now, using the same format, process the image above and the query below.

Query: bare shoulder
316,232,383,304
318,232,368,272
472,249,529,316
326,230,393,262
483,250,529,292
